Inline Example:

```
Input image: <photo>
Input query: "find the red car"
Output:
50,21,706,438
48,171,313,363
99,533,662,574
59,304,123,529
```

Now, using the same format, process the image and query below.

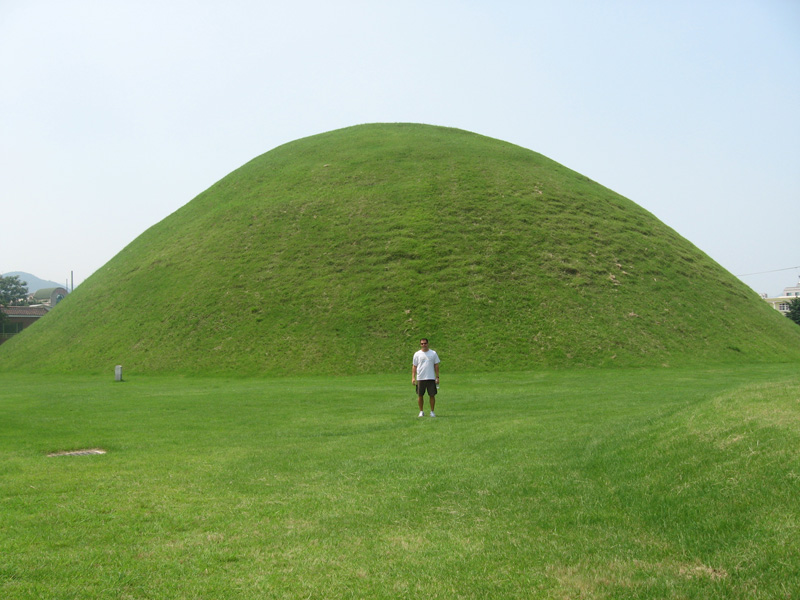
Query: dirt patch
679,563,729,580
47,448,107,457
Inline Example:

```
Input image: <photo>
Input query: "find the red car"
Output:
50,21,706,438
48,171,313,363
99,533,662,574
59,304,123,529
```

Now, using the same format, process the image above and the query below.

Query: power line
737,265,800,277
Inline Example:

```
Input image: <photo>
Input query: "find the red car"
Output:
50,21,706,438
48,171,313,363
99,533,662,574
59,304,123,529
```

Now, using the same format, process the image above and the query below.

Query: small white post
115,365,123,382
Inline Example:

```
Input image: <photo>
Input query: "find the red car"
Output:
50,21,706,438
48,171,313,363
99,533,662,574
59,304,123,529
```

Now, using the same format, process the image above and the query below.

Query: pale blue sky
1,0,798,296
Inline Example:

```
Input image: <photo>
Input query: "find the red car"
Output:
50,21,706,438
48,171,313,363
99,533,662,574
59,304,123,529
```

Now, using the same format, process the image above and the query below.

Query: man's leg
418,394,425,411
430,394,435,412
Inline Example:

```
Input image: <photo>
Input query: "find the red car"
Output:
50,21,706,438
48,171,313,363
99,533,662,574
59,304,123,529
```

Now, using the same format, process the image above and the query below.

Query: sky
1,0,798,297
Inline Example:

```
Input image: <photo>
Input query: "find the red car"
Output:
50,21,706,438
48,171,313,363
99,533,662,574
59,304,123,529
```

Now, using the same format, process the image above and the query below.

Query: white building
763,279,800,314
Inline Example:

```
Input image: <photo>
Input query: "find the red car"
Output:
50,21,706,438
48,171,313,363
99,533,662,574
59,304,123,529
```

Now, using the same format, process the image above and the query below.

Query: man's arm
412,364,417,384
434,362,440,381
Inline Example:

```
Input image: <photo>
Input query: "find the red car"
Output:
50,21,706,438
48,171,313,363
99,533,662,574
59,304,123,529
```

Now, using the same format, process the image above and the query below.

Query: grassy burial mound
2,123,799,375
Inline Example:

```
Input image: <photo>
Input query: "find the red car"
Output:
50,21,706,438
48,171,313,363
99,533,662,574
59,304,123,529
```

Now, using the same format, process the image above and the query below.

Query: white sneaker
430,411,436,418
418,411,424,418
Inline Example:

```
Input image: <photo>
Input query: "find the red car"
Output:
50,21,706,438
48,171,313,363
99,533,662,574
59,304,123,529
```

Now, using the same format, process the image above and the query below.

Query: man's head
420,338,429,349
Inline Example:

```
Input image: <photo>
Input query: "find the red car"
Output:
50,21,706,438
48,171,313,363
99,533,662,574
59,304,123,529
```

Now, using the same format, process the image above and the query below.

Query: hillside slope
2,123,799,375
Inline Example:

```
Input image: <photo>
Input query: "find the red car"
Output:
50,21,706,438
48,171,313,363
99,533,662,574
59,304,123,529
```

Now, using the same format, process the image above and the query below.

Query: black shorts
416,380,437,397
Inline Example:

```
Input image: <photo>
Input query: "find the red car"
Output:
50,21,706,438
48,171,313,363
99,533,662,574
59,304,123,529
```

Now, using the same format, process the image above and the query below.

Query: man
412,338,440,417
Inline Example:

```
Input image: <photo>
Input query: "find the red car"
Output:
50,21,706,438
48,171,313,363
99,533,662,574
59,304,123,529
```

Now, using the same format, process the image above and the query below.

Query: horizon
6,256,800,300
6,261,800,299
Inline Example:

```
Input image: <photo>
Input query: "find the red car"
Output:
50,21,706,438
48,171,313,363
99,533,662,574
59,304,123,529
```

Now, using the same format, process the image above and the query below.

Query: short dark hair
420,338,429,344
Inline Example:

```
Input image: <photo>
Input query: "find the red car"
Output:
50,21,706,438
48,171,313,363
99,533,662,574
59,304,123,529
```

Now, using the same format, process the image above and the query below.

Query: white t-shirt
413,349,441,380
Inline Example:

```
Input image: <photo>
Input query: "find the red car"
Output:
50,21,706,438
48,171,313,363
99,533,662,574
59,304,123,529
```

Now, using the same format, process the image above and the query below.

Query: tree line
0,275,30,327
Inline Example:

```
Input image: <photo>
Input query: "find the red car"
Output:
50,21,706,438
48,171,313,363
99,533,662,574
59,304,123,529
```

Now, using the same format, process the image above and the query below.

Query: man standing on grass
412,338,440,417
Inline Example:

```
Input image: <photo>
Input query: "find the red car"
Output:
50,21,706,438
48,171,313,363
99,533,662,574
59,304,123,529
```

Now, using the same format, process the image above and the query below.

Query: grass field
2,365,798,599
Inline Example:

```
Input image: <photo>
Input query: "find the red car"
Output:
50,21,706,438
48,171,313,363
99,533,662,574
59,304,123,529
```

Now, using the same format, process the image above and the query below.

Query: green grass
2,123,799,375
2,365,798,598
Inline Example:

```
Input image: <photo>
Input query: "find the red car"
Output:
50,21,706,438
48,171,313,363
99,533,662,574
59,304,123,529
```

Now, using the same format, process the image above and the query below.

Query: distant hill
1,123,799,375
2,272,63,294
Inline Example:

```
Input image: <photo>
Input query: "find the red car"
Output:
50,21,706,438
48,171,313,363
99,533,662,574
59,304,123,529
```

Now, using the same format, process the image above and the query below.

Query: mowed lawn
1,365,798,599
